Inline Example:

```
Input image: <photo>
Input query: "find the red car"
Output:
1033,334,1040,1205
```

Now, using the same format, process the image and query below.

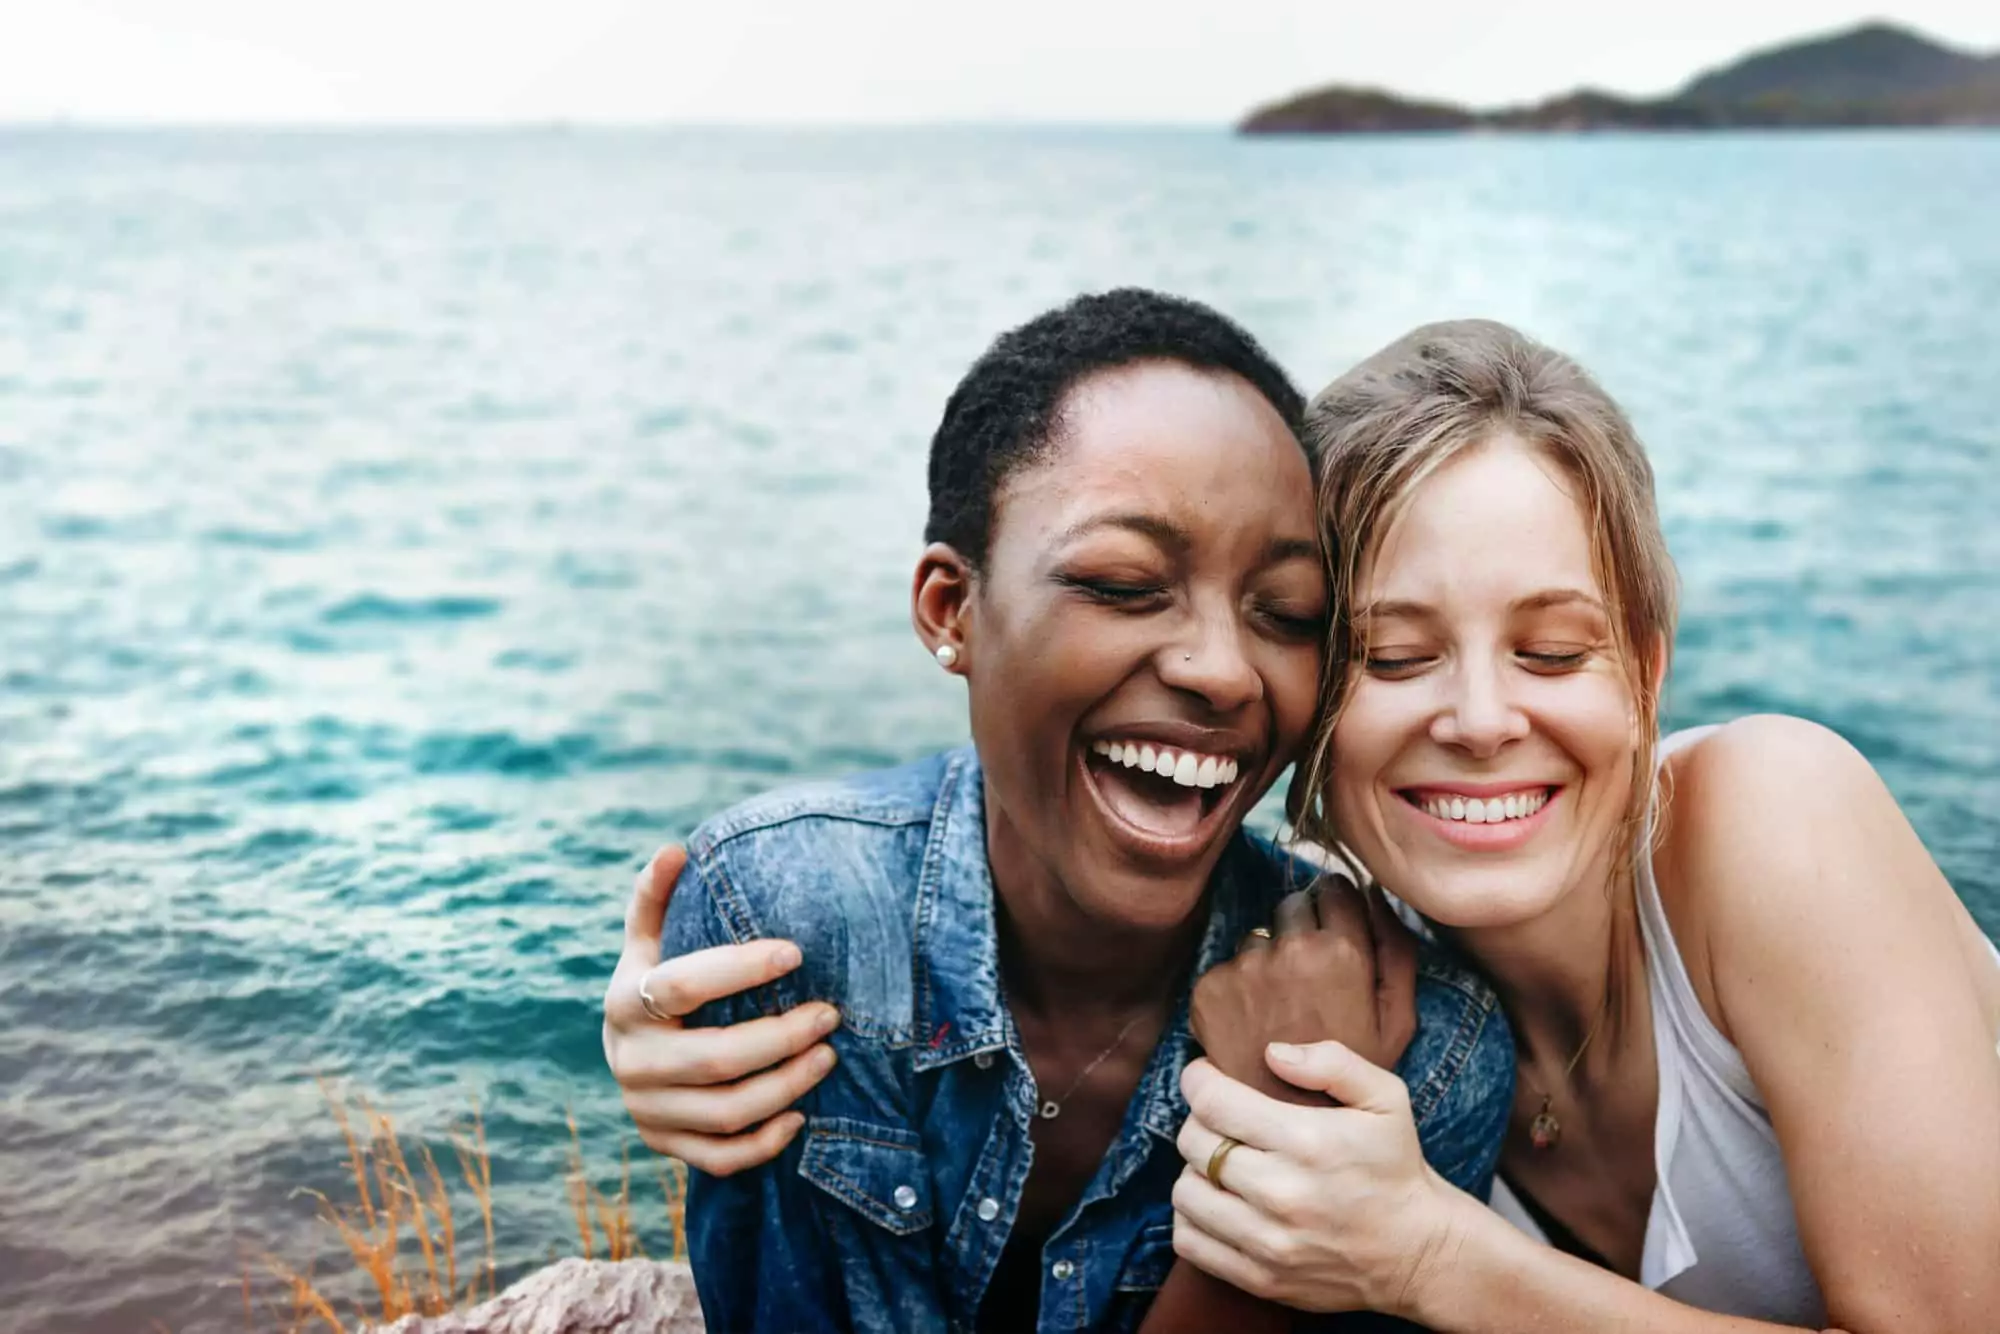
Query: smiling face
951,360,1324,932
1329,434,1641,929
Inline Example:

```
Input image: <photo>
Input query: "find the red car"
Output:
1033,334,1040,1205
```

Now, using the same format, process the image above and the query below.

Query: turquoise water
1,127,1995,1332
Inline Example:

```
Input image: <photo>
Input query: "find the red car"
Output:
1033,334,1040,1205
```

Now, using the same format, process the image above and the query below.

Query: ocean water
1,127,1995,1332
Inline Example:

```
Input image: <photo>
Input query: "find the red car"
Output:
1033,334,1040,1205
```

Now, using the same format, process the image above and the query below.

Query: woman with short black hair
603,290,1514,1333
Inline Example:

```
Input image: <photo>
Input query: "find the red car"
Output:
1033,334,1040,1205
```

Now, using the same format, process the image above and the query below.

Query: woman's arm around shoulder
649,843,856,1332
1659,714,2000,1334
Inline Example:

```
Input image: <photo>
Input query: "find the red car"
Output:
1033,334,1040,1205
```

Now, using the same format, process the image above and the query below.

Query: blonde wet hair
1288,319,1679,890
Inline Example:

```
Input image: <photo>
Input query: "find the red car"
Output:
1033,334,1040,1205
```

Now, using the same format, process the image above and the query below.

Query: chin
1060,848,1217,934
1391,867,1571,932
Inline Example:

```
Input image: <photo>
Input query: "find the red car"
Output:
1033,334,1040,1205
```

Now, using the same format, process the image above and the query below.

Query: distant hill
1238,87,1473,135
1240,21,2000,134
1678,21,1984,105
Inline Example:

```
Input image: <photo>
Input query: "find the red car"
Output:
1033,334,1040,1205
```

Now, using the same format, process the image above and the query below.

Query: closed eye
1363,655,1435,678
1062,576,1167,607
1518,649,1591,672
1256,603,1328,639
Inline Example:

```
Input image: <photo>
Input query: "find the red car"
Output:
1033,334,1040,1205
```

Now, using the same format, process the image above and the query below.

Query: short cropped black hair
924,288,1306,569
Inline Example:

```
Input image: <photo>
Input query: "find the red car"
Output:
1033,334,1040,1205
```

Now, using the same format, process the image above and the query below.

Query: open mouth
1080,737,1247,860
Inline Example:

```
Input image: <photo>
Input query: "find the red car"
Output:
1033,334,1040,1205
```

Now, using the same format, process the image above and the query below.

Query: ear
911,543,976,673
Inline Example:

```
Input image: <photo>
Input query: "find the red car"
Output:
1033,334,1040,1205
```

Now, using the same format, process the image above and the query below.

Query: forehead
1364,436,1599,597
993,360,1315,544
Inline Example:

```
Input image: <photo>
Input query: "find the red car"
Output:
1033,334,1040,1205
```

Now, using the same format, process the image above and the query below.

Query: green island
1240,21,2000,134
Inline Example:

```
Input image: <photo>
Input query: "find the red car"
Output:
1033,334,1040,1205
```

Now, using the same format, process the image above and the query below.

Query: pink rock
371,1258,704,1334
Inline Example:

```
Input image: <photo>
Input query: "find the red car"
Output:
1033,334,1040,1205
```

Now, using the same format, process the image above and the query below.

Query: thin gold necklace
1036,1011,1147,1120
1520,1000,1608,1151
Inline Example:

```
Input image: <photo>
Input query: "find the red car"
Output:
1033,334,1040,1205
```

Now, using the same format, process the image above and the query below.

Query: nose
1430,654,1529,758
1156,606,1263,715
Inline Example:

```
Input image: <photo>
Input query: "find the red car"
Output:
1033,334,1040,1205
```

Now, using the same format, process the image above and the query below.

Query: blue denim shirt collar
908,747,1304,1143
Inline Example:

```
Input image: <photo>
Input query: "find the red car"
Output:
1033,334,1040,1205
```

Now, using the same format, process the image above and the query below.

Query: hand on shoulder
606,844,840,1176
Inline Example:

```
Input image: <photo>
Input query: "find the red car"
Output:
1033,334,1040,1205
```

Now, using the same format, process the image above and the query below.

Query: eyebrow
1057,514,1319,565
1058,513,1189,554
1355,588,1607,620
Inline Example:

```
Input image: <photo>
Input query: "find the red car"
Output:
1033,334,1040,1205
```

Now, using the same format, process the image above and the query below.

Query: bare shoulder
1658,713,1887,891
1655,715,1989,1039
1652,716,1908,1035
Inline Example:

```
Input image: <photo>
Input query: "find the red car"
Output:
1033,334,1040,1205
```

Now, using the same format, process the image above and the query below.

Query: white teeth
1421,789,1550,825
1092,740,1244,790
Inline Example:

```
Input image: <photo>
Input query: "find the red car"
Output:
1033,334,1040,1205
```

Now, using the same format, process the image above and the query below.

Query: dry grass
241,1081,688,1333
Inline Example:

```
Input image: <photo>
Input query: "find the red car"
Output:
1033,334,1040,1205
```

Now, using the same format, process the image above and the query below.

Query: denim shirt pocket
799,1117,935,1237
1113,1219,1176,1293
1101,1218,1179,1334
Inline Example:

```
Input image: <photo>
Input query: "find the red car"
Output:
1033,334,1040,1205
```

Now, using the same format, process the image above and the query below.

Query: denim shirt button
1050,1260,1075,1281
976,1197,1000,1222
973,1051,994,1069
893,1185,918,1211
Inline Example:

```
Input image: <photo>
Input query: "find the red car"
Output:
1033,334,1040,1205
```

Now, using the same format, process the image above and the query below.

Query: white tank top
1489,724,2000,1322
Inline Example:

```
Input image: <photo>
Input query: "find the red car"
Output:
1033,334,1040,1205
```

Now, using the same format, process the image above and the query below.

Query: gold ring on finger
1205,1135,1243,1191
1248,927,1273,939
637,975,671,1023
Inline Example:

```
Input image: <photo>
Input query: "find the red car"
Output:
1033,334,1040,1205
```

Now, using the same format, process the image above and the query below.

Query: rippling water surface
2,128,1996,1332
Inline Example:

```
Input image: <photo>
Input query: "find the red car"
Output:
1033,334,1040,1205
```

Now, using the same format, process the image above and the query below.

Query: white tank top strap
1636,728,1761,1107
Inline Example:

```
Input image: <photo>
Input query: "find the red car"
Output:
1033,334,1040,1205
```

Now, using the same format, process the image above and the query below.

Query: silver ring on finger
637,974,672,1023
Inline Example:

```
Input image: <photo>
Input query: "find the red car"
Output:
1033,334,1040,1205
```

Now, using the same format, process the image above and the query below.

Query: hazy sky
6,2,1999,125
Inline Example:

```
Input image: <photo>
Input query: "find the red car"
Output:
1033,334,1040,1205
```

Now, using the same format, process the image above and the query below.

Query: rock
370,1258,704,1334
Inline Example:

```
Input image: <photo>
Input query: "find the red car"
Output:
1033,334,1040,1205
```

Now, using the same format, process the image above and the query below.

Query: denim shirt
664,748,1514,1334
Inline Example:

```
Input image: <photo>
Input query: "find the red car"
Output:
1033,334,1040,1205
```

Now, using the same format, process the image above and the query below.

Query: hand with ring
603,845,841,1176
1171,1044,1468,1316
1188,877,1419,1106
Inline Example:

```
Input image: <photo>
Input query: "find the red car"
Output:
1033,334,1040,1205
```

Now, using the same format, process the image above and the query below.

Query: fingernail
812,1046,838,1074
1267,1042,1303,1063
815,1005,841,1036
771,942,802,970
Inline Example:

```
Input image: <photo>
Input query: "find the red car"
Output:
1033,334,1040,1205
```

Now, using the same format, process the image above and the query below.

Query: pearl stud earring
934,644,958,669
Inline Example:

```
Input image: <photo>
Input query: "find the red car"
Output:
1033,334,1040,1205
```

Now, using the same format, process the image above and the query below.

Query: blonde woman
1169,320,2000,1332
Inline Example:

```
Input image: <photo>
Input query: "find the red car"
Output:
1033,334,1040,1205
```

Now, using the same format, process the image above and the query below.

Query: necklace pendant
1529,1097,1561,1151
1039,1100,1060,1120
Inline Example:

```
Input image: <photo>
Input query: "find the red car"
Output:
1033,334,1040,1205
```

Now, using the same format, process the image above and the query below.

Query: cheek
1328,680,1413,774
1325,688,1400,828
1268,645,1325,750
1531,674,1638,772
